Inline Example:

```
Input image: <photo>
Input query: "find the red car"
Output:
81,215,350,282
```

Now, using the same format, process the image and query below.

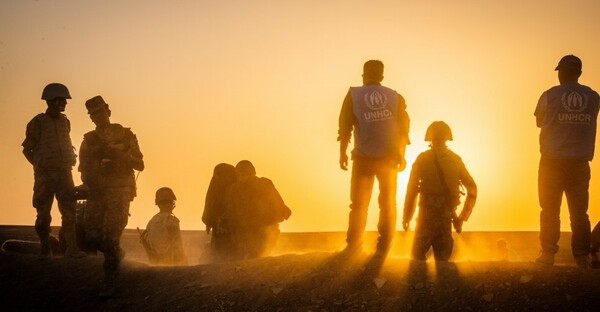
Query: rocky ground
1,226,600,311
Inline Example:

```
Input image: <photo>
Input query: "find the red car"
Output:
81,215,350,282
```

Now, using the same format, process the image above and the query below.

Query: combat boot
64,230,86,259
591,253,600,269
39,237,51,257
534,252,554,266
99,271,117,298
574,255,591,269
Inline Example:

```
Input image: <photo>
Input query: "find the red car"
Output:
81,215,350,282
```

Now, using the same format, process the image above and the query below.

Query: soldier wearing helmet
403,121,477,261
142,187,187,266
337,60,411,256
21,83,86,258
78,95,145,297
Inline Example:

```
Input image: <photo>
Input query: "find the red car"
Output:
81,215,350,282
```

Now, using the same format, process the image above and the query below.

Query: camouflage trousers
84,189,131,273
32,169,76,240
412,215,454,261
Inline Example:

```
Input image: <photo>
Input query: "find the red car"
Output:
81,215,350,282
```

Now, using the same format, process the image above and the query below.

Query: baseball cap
555,55,582,71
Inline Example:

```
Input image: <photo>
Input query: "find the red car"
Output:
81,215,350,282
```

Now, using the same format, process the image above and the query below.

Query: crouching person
223,160,291,260
402,121,477,261
142,187,187,266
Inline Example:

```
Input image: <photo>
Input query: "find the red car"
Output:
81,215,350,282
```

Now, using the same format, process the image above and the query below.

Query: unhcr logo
364,90,388,110
561,91,588,113
559,91,592,124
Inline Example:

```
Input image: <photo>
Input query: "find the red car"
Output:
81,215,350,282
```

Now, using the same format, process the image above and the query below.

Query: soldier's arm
78,139,92,184
128,133,145,171
22,117,40,165
458,163,477,222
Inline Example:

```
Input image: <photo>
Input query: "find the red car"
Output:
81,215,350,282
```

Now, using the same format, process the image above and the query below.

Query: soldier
223,160,291,260
78,95,144,297
402,121,477,261
337,60,410,256
22,83,86,258
534,55,599,268
142,187,187,266
202,163,237,260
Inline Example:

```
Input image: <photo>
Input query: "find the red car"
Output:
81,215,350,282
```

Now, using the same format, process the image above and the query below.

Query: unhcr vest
351,85,400,158
31,113,76,170
536,82,600,160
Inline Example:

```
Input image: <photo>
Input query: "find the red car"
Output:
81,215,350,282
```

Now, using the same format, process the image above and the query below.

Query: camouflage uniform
223,176,291,260
403,147,476,261
79,123,144,273
146,212,187,265
22,112,77,247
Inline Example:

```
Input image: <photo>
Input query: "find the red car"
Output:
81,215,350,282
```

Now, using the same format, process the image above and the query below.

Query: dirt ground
1,226,600,311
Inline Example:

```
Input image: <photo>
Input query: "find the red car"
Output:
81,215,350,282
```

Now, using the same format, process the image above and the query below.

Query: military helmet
155,187,176,205
41,83,71,100
425,121,453,142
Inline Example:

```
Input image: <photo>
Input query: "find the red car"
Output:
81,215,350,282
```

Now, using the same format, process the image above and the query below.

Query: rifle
137,227,158,262
432,150,463,234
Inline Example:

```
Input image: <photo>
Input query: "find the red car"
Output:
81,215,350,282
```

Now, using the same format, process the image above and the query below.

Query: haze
1,0,600,232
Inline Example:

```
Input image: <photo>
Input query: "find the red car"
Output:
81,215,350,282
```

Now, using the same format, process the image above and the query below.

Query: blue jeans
346,157,398,251
538,156,591,258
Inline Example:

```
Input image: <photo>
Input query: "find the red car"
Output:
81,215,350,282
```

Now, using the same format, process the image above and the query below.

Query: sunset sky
1,0,600,232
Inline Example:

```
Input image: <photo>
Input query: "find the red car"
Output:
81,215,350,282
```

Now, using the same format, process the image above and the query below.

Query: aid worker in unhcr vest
337,60,410,256
402,121,477,261
78,95,145,297
534,55,600,268
22,83,86,258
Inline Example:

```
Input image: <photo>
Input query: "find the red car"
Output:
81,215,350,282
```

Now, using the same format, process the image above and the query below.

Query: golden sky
1,0,600,232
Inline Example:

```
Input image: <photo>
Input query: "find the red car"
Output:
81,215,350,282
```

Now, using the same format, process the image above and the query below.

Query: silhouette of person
222,160,291,260
402,121,477,261
337,60,410,256
495,239,520,262
534,55,600,268
21,83,86,258
144,187,187,266
78,95,145,297
591,222,600,267
202,163,237,260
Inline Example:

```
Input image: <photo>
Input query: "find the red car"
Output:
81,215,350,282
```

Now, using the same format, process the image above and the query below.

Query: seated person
142,187,187,265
